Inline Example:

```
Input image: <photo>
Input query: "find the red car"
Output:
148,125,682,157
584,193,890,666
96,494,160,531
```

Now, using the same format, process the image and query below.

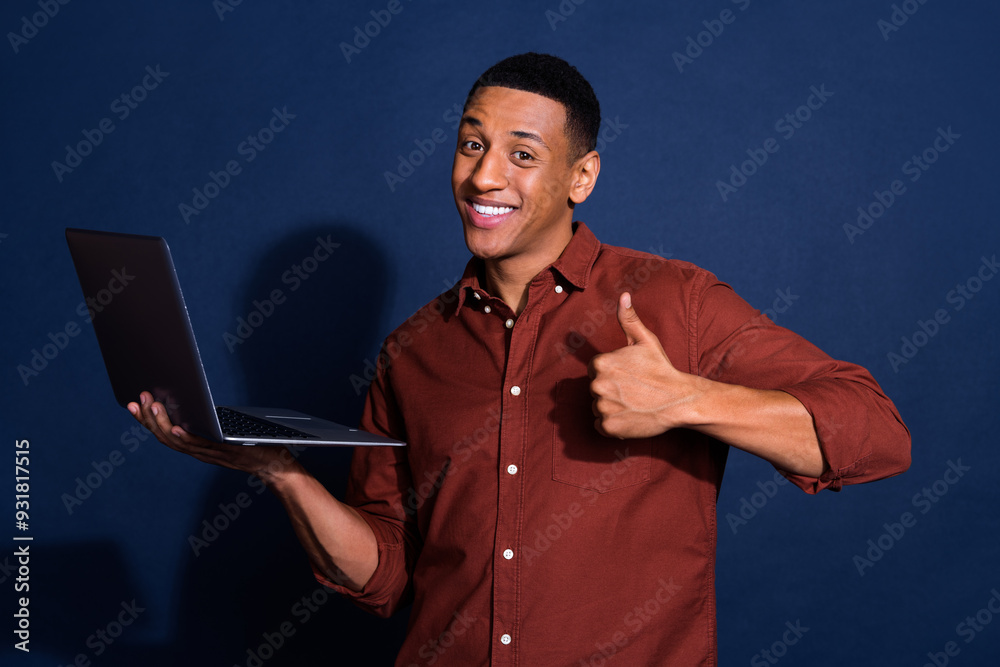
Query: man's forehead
461,87,568,144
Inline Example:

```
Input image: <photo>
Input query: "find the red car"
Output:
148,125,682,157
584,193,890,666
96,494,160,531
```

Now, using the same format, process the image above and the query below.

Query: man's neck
483,261,534,316
482,228,575,316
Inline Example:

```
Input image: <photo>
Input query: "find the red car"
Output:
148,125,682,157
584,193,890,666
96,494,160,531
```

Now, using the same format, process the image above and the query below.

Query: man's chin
462,225,512,261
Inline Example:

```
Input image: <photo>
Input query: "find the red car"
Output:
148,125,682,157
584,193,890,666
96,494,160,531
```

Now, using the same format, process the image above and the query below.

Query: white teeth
473,203,514,217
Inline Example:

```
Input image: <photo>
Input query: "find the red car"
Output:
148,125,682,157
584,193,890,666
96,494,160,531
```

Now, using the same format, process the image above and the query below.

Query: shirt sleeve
692,275,911,493
311,348,421,617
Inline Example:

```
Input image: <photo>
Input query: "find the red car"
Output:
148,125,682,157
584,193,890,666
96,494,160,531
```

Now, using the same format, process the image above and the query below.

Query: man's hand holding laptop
127,390,299,480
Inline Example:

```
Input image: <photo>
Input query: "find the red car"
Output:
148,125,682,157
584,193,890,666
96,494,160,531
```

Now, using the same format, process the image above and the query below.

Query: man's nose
470,148,508,191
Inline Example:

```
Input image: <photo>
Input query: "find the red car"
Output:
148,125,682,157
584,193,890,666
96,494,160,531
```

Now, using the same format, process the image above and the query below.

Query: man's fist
587,292,700,438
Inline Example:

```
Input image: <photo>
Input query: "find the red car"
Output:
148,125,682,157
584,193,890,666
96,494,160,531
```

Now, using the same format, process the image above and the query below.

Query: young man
130,53,910,665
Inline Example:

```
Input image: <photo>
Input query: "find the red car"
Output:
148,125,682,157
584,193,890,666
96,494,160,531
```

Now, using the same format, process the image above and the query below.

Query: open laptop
65,228,404,447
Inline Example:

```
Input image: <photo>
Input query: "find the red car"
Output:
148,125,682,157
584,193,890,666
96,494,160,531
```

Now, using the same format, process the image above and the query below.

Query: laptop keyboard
216,407,317,440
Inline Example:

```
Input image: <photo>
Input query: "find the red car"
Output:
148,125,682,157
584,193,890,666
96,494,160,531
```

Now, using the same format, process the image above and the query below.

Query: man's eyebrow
459,115,550,151
510,130,549,150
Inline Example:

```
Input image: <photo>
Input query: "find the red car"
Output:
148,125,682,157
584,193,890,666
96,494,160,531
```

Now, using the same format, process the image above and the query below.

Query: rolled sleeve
781,373,911,493
312,347,421,617
694,278,911,493
313,509,414,616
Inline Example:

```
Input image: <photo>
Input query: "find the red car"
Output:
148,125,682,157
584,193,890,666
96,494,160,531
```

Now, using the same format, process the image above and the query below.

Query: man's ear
569,150,601,205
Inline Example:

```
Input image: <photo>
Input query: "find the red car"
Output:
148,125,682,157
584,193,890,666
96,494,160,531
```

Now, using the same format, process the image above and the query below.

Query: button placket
492,273,555,664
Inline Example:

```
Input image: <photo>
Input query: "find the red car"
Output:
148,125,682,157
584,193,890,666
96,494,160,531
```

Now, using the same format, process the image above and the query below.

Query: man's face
452,86,584,266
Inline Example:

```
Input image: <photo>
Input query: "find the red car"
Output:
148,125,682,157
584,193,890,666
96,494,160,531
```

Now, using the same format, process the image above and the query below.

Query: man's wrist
661,372,724,432
254,451,310,494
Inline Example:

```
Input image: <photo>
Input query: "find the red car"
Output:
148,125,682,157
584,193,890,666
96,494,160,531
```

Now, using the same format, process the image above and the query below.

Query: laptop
65,228,404,447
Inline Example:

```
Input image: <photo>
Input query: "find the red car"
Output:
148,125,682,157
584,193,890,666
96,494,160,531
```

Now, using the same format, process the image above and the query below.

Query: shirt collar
455,222,601,313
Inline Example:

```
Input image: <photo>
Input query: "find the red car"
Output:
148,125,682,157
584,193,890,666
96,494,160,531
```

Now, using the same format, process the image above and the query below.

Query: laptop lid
65,228,403,447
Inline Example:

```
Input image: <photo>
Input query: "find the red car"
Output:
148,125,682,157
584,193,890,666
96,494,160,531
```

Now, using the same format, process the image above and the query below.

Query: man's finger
133,392,160,433
132,392,183,446
616,292,659,347
150,400,171,428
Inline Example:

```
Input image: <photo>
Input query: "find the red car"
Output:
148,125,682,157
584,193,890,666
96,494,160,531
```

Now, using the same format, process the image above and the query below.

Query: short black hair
464,53,601,162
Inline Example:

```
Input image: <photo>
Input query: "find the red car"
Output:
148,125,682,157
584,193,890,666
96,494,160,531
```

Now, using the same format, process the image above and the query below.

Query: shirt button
483,305,492,314
473,292,481,300
554,285,564,294
510,385,521,396
507,464,518,475
505,318,514,329
503,548,514,560
500,634,512,645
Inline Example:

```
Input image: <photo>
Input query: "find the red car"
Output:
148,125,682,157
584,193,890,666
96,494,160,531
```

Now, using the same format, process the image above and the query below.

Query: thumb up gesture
588,292,701,438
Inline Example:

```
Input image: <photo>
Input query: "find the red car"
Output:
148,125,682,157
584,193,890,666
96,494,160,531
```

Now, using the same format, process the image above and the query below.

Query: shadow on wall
12,223,412,665
30,223,409,665
169,221,411,664
15,534,410,665
226,220,394,425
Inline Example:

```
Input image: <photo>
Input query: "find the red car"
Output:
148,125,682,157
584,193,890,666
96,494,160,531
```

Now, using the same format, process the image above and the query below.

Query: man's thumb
617,292,656,346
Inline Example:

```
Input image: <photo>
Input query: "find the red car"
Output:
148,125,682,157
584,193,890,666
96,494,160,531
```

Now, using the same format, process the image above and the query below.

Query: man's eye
462,140,483,151
514,151,533,161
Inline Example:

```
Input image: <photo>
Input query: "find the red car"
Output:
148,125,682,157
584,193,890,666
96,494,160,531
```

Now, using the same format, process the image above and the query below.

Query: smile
472,203,515,217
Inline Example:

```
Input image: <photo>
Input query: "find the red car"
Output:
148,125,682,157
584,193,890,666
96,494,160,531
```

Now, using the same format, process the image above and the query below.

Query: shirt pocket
551,377,652,492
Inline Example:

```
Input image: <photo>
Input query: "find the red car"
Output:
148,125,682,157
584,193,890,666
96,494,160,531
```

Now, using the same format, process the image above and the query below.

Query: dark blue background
2,0,998,665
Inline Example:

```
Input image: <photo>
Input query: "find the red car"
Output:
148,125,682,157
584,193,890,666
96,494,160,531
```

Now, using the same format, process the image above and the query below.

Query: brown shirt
317,222,910,666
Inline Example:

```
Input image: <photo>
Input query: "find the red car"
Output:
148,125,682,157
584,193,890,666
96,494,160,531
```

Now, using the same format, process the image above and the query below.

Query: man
130,53,910,665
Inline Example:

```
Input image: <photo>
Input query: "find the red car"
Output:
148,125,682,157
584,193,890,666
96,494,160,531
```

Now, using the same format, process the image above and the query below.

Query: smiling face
452,86,599,271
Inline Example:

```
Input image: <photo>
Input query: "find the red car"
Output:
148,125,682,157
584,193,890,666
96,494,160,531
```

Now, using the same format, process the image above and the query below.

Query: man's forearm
127,393,380,590
591,293,825,477
682,380,826,478
261,461,379,592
